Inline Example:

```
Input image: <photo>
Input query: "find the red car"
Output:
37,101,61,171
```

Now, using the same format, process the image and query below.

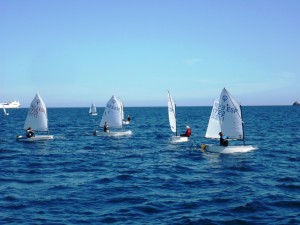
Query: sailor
127,115,131,122
26,127,35,138
180,126,191,137
219,132,228,146
103,122,109,132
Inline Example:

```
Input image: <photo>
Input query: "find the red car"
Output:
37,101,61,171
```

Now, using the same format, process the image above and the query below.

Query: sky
1,0,299,107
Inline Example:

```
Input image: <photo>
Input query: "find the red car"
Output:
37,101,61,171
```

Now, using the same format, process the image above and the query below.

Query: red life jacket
186,128,191,137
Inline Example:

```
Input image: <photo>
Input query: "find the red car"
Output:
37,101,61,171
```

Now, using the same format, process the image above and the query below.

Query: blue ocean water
0,106,299,224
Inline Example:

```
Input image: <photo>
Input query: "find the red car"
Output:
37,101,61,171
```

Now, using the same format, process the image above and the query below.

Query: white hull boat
202,144,256,154
1,100,21,108
17,135,54,142
89,103,98,116
17,93,54,142
167,91,189,143
98,95,131,136
203,88,256,153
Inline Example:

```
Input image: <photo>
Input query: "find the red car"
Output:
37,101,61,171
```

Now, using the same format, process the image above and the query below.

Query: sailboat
17,93,54,142
118,97,130,125
89,103,98,116
167,91,189,143
201,88,256,153
98,95,132,136
3,107,9,116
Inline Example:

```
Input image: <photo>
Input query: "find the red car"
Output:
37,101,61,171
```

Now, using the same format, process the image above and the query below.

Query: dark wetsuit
104,124,109,132
220,135,228,146
26,129,35,138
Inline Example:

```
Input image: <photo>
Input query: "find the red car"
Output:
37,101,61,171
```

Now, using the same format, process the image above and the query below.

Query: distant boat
0,100,21,108
17,93,53,142
167,91,189,143
98,95,132,136
3,107,9,116
292,101,300,106
201,88,256,153
89,103,98,116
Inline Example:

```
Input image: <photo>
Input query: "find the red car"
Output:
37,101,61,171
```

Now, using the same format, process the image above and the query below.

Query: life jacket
186,128,191,137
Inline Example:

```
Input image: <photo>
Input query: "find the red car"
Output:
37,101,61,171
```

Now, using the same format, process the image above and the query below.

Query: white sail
99,95,123,128
118,97,125,120
167,91,176,133
3,107,9,115
89,103,97,114
205,88,243,140
23,93,49,132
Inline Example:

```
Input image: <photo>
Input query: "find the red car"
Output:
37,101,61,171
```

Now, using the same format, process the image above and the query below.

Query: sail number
28,99,45,118
211,103,238,121
107,103,120,112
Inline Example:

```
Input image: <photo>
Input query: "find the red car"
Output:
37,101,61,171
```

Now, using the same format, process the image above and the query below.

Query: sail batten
205,88,243,140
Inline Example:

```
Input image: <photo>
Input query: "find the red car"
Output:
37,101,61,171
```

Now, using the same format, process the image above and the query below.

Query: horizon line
12,104,297,109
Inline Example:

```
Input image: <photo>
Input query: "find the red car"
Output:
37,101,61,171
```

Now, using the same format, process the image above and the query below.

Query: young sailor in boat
180,126,191,137
26,127,35,138
219,132,228,146
103,122,109,132
127,115,131,122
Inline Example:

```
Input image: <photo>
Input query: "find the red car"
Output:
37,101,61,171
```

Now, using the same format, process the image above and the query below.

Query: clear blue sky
1,0,299,107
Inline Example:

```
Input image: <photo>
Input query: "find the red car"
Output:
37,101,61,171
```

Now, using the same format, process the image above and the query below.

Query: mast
175,103,177,136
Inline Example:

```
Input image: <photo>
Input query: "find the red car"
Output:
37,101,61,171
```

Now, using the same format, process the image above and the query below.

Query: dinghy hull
202,144,256,154
97,130,132,137
17,135,54,142
170,136,189,143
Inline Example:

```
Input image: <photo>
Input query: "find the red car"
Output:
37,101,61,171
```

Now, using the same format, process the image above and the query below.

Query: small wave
100,216,120,223
83,146,93,150
231,200,270,213
277,184,300,191
173,217,217,225
3,195,18,201
133,205,163,214
116,174,134,180
0,178,43,184
271,200,300,208
4,203,27,210
95,178,112,184
107,196,146,204
277,176,298,182
52,135,67,140
49,184,70,190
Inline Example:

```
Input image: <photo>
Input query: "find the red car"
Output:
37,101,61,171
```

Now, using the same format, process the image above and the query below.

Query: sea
0,106,299,225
